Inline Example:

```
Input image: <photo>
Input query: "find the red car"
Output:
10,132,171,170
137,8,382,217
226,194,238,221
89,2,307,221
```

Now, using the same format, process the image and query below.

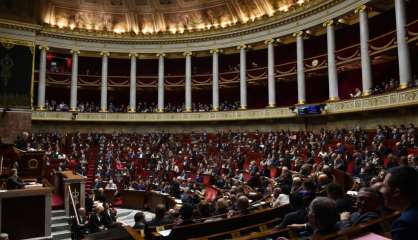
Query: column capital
183,51,193,57
323,19,334,28
129,52,138,58
38,45,49,51
210,48,222,54
237,44,249,50
156,52,166,57
100,51,110,57
70,49,80,54
292,31,305,38
264,39,275,45
355,5,369,14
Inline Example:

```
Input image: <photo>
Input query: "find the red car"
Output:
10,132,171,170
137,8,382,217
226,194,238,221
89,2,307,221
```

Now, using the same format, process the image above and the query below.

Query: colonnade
36,1,412,111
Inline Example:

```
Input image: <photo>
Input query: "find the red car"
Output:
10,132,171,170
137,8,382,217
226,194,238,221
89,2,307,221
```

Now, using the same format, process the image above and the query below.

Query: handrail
68,185,80,225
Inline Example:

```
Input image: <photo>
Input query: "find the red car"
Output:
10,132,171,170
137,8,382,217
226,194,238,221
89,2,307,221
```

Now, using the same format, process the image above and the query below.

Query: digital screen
297,105,323,115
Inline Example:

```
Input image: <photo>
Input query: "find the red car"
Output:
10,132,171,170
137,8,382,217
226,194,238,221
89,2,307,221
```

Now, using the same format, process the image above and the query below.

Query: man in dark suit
88,205,106,233
6,168,24,190
380,166,418,240
338,187,381,229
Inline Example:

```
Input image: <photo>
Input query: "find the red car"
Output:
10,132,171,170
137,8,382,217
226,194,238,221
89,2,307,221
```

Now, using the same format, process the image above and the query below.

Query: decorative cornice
0,0,351,46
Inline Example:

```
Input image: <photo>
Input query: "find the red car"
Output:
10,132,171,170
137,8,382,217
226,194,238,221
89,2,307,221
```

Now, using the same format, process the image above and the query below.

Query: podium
0,187,52,240
60,171,86,217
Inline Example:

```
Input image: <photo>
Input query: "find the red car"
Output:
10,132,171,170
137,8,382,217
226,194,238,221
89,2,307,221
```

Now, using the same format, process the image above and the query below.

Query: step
52,229,71,240
52,215,69,224
52,222,71,232
52,210,66,217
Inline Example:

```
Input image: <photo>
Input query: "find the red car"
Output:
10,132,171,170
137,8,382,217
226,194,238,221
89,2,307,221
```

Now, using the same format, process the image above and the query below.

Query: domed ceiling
39,0,317,35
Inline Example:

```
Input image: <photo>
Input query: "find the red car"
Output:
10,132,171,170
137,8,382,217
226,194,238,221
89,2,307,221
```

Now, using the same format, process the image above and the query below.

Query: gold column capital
323,19,334,28
100,51,110,57
210,48,222,54
183,51,193,57
292,31,305,38
129,52,138,58
156,52,166,57
237,44,249,50
70,49,80,54
38,45,49,51
264,39,275,45
355,5,368,14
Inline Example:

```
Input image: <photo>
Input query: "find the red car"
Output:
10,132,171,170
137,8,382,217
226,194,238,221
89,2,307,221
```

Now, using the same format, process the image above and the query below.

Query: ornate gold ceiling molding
0,0,373,53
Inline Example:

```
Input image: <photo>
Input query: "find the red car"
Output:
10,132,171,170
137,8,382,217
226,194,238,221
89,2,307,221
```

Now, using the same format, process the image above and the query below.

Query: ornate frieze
32,88,418,122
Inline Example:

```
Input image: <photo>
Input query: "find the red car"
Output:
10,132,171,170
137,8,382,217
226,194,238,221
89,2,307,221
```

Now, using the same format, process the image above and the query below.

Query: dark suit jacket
338,211,380,229
278,208,308,228
391,204,418,240
89,213,105,233
6,175,24,189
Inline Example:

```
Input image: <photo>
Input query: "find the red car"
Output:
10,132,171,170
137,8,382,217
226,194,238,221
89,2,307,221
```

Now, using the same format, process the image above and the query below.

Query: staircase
85,145,99,192
51,210,71,240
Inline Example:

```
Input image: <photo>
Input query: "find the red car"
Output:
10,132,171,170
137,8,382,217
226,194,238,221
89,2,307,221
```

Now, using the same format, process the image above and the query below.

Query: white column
37,45,48,110
129,53,137,112
356,5,373,96
394,0,411,89
70,49,79,111
238,44,248,109
157,53,165,112
184,51,192,112
266,39,276,107
324,20,339,101
295,32,306,104
100,51,109,112
211,49,220,111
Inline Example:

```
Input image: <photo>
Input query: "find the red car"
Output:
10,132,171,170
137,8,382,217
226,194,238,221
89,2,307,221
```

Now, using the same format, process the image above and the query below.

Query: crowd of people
20,124,418,239
43,100,240,113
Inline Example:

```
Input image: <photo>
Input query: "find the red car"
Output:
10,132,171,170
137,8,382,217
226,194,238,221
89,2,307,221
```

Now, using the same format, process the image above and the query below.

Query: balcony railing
32,88,418,122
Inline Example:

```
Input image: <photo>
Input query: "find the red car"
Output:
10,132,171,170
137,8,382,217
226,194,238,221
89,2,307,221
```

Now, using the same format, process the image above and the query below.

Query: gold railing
32,88,418,122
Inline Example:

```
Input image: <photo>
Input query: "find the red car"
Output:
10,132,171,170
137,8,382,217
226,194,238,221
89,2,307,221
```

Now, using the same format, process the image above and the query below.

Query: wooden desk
0,187,52,240
103,190,176,211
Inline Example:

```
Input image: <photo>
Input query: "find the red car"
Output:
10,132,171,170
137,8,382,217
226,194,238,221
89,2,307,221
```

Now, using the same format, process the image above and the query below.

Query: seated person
380,166,418,240
278,192,308,228
132,212,146,230
308,197,340,237
326,183,354,213
338,187,381,229
175,203,195,226
6,168,24,190
271,187,290,208
147,204,173,227
94,188,107,203
102,202,118,229
71,208,90,240
230,195,250,217
89,205,106,233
